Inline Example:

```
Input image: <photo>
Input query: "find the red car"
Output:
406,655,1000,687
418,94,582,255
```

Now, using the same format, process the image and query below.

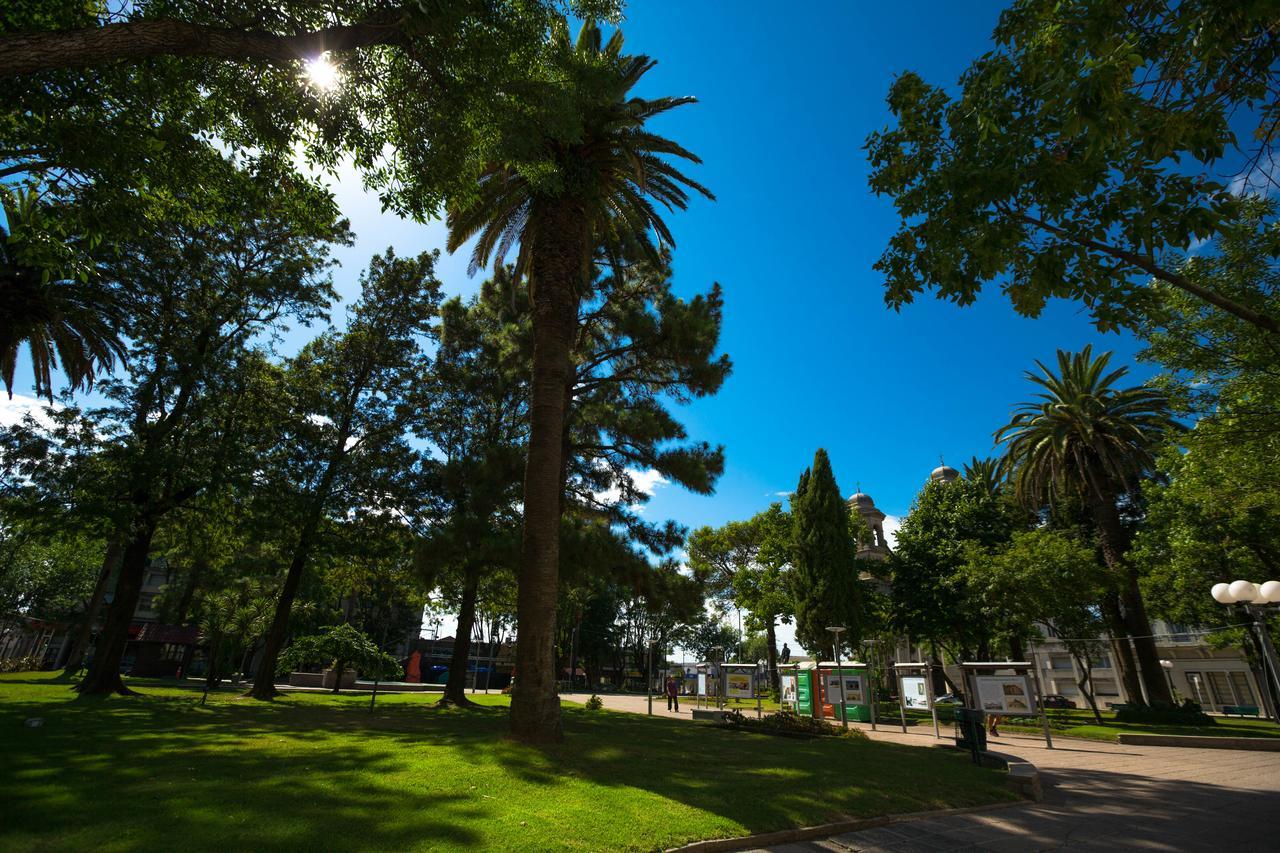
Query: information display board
900,675,929,709
823,672,865,704
726,671,753,698
696,672,707,697
975,675,1034,714
779,674,798,707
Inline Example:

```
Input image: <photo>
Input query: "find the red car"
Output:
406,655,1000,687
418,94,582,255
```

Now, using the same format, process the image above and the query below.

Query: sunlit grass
1,671,1014,851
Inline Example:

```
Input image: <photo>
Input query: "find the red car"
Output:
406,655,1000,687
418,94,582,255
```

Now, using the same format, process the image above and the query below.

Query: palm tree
996,346,1179,705
445,19,712,743
0,188,125,399
962,456,1004,498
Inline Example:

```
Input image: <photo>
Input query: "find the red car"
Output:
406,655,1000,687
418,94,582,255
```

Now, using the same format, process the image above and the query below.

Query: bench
1222,705,1260,718
691,708,732,722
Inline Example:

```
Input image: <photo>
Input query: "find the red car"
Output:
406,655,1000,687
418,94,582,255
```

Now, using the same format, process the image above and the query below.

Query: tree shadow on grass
0,677,1017,851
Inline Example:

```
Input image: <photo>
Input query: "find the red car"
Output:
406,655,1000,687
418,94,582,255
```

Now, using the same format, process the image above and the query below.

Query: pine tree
789,449,862,659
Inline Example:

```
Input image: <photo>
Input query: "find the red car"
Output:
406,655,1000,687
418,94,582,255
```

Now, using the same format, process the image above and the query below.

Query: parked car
1042,694,1078,709
934,694,962,705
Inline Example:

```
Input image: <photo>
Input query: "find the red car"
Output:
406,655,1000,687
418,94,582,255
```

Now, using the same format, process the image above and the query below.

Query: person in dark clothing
780,643,791,664
665,676,680,711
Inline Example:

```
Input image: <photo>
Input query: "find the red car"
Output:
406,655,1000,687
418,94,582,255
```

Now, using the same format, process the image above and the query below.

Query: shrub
719,709,865,739
584,694,604,711
1115,700,1213,726
0,656,44,674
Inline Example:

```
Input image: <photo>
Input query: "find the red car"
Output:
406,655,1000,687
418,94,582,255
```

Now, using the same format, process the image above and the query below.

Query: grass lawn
0,671,1015,852
993,708,1280,742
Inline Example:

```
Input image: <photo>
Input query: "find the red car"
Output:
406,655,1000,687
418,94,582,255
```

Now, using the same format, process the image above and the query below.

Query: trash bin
954,708,987,755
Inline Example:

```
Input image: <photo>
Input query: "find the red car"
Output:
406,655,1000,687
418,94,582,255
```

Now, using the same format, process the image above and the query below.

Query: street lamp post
1211,580,1280,720
827,626,848,730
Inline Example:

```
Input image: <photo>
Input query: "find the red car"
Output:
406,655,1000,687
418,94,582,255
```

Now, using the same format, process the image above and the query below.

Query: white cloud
0,394,61,431
593,467,669,509
882,514,902,550
1229,150,1280,198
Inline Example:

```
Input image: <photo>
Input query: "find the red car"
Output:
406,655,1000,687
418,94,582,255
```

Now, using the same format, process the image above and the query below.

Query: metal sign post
927,662,940,739
1029,651,1054,749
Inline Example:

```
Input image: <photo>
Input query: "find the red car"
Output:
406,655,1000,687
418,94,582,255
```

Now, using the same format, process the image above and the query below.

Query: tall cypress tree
789,449,862,659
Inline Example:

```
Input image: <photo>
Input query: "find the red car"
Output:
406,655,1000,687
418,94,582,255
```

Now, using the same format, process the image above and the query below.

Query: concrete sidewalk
576,692,1280,851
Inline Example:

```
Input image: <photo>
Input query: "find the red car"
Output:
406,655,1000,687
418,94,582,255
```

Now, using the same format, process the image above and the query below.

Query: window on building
1168,623,1192,643
1093,679,1119,696
137,593,156,612
1207,671,1234,706
1091,654,1112,669
1051,657,1073,670
160,643,184,661
1228,671,1256,706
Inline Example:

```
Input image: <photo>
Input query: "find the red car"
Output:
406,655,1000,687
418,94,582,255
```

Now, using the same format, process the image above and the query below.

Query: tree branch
0,13,408,77
1010,209,1280,336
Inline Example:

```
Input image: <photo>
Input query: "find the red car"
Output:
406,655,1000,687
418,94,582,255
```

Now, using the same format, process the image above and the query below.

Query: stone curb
664,800,1027,853
1117,733,1280,751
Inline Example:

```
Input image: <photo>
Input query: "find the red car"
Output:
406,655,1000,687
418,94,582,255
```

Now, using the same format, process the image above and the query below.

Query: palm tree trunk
1100,594,1144,704
1088,494,1172,704
79,522,157,694
508,201,586,744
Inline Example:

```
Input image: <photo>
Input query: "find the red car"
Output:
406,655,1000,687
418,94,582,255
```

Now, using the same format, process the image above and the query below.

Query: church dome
930,464,960,483
849,492,875,508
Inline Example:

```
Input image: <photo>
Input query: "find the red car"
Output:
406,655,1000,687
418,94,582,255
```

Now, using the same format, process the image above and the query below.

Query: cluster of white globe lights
1211,580,1280,606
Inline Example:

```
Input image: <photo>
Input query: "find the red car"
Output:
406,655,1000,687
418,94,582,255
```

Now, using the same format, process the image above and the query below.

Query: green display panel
797,670,813,716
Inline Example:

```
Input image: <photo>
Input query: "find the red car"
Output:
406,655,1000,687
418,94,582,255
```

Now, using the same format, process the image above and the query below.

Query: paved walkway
569,693,1280,851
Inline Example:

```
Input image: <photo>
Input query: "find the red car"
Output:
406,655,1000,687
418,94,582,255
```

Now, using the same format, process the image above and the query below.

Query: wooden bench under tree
1222,705,1260,718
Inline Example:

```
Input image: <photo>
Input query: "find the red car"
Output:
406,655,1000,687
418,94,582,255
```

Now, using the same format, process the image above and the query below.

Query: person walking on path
665,676,680,712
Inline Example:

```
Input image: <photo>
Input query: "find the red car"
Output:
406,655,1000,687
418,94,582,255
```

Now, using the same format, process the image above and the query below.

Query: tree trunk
61,536,123,674
1100,594,1144,705
174,556,206,626
765,619,779,692
1088,495,1172,704
249,518,320,700
508,201,586,744
440,564,480,707
78,523,156,694
1072,654,1103,723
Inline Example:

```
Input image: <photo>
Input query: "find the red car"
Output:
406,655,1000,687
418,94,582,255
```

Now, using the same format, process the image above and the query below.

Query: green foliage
583,694,604,711
1114,701,1213,727
719,709,863,740
0,522,101,620
997,346,1179,512
865,0,1280,334
276,623,399,682
889,474,1022,657
789,449,862,657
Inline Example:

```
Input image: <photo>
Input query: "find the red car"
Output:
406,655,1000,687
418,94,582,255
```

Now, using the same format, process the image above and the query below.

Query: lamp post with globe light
1211,580,1280,719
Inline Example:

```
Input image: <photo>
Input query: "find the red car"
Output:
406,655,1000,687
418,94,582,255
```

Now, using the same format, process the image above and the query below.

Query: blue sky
5,1,1166,649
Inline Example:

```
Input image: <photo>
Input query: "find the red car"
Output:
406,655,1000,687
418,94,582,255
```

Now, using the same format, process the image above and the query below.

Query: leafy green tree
889,473,1022,665
865,0,1280,335
276,622,400,699
688,503,792,689
685,616,740,664
963,529,1110,721
789,449,862,659
997,346,1179,704
66,156,346,695
0,520,101,626
197,578,275,701
445,18,713,742
411,277,527,706
249,250,440,699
